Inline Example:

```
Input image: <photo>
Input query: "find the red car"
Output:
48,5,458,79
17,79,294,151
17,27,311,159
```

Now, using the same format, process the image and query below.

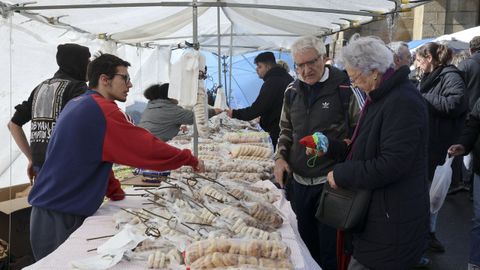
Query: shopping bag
464,154,472,170
430,154,454,214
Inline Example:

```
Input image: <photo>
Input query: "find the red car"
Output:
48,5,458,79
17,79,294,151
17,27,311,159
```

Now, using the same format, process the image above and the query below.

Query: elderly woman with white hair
322,36,430,269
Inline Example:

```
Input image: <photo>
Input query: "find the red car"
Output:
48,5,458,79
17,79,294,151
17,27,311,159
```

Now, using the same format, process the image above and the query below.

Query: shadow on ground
423,191,472,270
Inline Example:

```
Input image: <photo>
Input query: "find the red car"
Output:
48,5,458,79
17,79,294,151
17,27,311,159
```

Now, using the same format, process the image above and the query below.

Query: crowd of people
6,34,480,270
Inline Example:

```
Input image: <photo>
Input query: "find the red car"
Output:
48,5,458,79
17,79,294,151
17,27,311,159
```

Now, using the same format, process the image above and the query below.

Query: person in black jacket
274,36,361,270
324,36,429,270
7,44,125,202
416,42,467,253
448,96,480,270
7,44,91,182
226,52,293,150
458,36,480,112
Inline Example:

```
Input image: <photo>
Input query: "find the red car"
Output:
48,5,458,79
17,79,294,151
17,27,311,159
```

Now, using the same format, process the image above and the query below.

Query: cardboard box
0,184,33,260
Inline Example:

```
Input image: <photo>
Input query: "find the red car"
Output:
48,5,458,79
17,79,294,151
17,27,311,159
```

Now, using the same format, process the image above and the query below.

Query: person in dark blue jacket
322,36,429,270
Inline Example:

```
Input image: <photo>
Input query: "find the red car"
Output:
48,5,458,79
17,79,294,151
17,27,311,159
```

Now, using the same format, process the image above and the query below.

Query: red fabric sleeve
99,100,198,171
105,171,125,201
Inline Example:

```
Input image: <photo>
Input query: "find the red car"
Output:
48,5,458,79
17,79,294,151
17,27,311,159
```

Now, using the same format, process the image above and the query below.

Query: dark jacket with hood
232,65,293,144
419,65,467,166
10,44,90,166
331,66,429,270
458,51,480,111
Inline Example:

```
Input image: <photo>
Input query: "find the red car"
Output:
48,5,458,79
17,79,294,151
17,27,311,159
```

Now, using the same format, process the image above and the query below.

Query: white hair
388,41,411,58
339,36,394,74
291,36,326,57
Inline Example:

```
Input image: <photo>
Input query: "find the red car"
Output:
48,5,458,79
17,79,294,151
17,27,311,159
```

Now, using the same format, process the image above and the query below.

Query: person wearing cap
138,83,222,141
7,44,125,201
226,51,293,150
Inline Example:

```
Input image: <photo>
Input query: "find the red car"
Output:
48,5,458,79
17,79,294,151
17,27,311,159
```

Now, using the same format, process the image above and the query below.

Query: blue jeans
471,174,480,266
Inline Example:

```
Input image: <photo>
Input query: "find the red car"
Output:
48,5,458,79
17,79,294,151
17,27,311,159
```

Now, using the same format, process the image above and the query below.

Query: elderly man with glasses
274,36,361,270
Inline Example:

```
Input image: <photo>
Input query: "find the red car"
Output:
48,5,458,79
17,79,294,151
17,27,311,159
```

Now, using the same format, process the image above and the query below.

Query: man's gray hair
291,36,326,57
339,36,394,74
388,41,409,55
388,41,412,64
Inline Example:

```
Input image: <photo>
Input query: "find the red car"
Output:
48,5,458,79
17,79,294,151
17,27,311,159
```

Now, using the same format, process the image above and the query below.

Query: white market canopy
1,0,432,187
1,0,431,54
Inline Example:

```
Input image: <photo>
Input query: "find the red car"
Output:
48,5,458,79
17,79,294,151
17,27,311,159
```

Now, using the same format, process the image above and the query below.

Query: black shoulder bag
315,86,371,231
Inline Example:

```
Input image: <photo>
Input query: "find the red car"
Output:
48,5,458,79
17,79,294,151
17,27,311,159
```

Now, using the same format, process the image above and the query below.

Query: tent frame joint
0,1,14,19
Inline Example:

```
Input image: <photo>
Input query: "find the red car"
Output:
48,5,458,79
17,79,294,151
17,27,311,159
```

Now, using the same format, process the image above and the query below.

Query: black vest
286,67,351,178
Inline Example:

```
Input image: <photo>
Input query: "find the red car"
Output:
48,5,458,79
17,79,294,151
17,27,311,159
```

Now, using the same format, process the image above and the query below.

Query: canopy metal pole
192,0,199,48
222,55,227,97
216,1,222,88
192,0,199,157
11,2,387,17
228,25,233,107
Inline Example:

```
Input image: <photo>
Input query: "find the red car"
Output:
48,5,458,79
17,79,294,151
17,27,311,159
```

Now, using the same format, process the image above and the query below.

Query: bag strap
338,84,353,137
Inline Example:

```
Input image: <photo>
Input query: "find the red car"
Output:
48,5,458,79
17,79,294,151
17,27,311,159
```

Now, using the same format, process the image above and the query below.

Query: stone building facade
336,0,479,51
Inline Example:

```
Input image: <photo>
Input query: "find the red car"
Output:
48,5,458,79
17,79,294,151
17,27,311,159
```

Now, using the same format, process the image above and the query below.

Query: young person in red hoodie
28,53,204,261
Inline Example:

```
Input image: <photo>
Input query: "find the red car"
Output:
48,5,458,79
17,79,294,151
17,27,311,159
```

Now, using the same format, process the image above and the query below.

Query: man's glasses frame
112,73,131,84
294,56,322,71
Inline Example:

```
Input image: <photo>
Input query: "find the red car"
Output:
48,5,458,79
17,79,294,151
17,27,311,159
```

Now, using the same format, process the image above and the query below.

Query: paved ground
425,190,472,270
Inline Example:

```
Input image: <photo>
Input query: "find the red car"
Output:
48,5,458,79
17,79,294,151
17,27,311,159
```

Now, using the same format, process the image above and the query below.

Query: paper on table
70,224,147,270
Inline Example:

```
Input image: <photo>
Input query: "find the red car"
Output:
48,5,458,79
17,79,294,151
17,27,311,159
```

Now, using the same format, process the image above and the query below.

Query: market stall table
24,181,321,270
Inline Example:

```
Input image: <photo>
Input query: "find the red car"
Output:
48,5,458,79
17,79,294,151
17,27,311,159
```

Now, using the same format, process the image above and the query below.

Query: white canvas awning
0,0,432,187
2,0,431,54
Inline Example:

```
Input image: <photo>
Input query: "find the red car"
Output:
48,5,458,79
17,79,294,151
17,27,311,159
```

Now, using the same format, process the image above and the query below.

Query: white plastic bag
464,153,472,170
214,87,228,110
430,155,453,214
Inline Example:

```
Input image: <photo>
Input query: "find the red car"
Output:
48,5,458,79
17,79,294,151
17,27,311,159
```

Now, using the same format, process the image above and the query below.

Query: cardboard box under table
0,184,34,267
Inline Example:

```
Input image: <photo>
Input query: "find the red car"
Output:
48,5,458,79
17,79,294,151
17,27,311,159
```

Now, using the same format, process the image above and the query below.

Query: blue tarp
205,51,294,109
126,50,294,122
407,38,434,50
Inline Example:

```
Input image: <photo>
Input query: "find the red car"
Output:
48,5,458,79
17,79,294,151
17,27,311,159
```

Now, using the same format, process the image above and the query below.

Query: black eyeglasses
112,73,131,84
294,56,322,71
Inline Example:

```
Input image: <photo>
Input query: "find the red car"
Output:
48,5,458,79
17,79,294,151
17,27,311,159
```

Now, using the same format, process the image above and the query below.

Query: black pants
30,206,85,261
270,133,279,152
291,180,337,270
451,155,463,187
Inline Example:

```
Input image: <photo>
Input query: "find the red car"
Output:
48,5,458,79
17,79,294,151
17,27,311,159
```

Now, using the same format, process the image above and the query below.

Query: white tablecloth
24,181,321,270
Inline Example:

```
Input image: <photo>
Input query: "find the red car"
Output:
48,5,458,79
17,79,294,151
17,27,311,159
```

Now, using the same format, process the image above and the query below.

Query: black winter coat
458,52,480,111
458,98,480,175
232,66,293,143
419,65,467,166
332,67,429,270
